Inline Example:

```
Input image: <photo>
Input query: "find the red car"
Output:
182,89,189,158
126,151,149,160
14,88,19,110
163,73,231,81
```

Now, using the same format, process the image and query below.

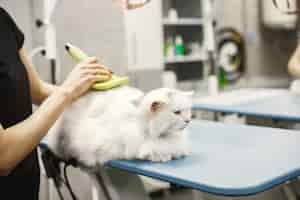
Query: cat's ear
131,93,144,107
166,89,176,99
151,101,165,113
183,91,194,97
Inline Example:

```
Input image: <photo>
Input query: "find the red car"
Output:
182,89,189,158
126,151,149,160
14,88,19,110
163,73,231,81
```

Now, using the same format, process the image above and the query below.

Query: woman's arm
19,48,57,104
0,88,70,176
0,55,112,176
288,44,300,78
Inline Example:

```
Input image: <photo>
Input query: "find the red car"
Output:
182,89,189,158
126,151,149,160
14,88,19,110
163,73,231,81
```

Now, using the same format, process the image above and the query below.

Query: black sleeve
0,7,25,50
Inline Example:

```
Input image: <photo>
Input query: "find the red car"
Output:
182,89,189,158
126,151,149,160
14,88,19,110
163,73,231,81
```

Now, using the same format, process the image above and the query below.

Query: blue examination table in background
108,120,300,196
193,89,300,123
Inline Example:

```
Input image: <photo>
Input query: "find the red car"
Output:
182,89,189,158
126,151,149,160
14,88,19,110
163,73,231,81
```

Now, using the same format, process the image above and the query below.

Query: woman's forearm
37,82,59,103
19,48,58,104
0,88,71,175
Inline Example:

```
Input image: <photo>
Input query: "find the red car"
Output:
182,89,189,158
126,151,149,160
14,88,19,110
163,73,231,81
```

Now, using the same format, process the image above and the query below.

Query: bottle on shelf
175,35,184,56
168,8,179,22
218,67,226,90
164,36,175,59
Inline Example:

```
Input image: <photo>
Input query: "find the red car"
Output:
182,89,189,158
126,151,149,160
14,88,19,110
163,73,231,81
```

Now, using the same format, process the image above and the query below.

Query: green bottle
175,35,184,56
218,67,226,90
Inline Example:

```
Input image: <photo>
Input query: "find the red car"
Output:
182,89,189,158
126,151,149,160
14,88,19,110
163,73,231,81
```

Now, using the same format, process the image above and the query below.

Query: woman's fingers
81,63,113,74
81,63,108,70
83,74,111,85
81,69,112,77
82,69,111,81
81,68,111,75
95,75,111,82
61,56,114,103
80,56,113,75
82,57,98,64
81,57,109,71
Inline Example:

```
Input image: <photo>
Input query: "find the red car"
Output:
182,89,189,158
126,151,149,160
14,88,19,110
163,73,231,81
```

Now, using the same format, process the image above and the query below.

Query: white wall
1,0,33,50
31,0,128,83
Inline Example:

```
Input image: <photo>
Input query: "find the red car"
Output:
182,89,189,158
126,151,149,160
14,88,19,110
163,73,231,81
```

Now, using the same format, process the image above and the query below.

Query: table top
108,120,300,196
192,89,300,122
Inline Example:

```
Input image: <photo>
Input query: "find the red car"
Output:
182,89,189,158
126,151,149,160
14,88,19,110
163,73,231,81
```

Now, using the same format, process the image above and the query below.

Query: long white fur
46,86,193,169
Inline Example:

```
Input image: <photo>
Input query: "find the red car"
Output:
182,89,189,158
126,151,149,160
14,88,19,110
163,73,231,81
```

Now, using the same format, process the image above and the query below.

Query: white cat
46,86,193,169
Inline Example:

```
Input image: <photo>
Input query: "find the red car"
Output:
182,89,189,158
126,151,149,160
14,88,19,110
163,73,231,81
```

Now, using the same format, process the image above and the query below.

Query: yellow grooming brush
65,43,129,90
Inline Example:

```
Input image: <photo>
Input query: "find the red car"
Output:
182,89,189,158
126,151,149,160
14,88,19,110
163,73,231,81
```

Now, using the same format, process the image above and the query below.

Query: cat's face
141,88,194,138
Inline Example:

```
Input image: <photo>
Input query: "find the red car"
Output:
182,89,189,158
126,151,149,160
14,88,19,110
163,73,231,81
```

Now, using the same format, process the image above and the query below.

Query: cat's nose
184,120,191,124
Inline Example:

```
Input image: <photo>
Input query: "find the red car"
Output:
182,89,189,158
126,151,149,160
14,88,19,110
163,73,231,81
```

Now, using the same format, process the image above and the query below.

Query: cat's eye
174,110,181,115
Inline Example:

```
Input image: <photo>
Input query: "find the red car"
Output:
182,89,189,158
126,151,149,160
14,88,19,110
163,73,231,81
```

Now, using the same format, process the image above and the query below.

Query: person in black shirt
0,7,112,200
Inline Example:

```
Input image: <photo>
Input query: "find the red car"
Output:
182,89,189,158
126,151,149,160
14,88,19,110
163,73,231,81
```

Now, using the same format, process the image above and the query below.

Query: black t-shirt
0,7,40,200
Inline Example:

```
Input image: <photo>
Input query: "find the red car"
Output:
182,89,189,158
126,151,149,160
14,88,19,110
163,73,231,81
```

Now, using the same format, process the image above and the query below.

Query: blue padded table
108,120,300,196
192,89,300,123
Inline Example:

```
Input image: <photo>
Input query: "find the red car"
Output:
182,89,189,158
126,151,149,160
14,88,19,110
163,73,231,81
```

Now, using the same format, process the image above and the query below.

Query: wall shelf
163,18,203,26
164,54,206,64
162,0,208,83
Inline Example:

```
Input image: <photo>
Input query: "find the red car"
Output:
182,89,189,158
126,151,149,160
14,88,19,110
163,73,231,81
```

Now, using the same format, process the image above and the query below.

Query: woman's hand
21,47,112,104
61,57,112,103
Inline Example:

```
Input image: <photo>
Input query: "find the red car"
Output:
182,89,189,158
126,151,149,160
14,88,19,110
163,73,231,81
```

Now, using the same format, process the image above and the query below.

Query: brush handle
65,43,89,63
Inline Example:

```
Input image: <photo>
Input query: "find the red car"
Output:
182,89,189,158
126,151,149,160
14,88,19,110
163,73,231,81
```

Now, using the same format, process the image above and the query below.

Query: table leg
90,167,151,200
281,183,298,200
89,169,120,200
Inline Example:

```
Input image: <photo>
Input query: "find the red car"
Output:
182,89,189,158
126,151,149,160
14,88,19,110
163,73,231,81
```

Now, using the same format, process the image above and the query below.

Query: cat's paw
138,148,172,162
182,148,192,156
171,148,191,160
290,80,300,95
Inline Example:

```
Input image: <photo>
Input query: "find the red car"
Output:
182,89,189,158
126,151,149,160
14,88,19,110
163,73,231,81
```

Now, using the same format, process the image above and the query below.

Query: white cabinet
124,1,164,71
262,0,298,30
123,0,209,91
